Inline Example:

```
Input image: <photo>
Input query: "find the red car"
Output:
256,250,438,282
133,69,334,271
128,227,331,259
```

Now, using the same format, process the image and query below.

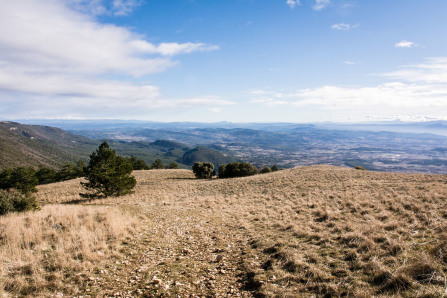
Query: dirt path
78,206,256,297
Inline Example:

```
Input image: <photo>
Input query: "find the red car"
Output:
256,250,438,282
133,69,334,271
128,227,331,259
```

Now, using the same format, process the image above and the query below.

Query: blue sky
0,0,447,122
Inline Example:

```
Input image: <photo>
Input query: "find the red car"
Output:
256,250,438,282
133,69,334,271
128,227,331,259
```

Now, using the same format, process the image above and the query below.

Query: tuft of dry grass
0,204,139,296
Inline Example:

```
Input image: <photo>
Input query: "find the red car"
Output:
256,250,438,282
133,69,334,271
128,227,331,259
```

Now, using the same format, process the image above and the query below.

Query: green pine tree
168,162,179,169
151,159,164,169
80,141,136,198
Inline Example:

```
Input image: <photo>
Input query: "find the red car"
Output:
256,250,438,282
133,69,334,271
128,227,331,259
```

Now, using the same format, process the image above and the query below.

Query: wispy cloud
331,23,358,30
112,0,142,16
69,0,143,16
395,40,420,48
383,57,447,83
286,0,300,9
249,58,447,121
131,41,219,56
314,0,330,11
248,90,289,107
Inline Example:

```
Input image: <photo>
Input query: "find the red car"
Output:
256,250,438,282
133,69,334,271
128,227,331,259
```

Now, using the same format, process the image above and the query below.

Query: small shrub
260,166,272,174
271,165,279,172
354,165,366,170
218,162,258,178
192,162,215,179
0,190,38,215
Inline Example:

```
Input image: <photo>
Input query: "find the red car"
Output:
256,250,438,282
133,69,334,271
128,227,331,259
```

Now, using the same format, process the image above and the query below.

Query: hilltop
2,166,446,296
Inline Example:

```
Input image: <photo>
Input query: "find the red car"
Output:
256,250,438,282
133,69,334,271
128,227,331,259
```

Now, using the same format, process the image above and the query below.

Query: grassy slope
0,121,98,169
0,122,191,170
2,166,447,296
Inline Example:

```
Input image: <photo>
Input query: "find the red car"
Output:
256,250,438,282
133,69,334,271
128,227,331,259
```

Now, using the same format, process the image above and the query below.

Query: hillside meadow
1,166,447,297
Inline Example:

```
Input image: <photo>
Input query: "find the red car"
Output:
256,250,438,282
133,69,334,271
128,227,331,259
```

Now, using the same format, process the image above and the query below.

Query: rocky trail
76,206,257,297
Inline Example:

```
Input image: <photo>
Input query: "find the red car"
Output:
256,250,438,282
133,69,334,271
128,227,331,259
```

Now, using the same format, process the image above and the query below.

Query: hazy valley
19,120,447,174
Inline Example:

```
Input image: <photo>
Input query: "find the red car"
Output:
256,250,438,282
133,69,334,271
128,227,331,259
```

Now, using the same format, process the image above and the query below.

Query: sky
0,0,447,123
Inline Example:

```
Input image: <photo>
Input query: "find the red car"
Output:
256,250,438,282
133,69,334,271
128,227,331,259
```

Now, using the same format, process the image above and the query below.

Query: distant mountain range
2,120,447,173
0,121,238,170
17,119,447,136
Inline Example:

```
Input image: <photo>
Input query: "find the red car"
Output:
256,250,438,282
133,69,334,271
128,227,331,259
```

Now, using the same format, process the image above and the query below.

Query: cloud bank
0,0,223,119
248,58,447,121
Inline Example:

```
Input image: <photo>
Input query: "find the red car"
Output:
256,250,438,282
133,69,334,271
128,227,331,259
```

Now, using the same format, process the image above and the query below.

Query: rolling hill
0,121,239,170
180,146,237,166
2,166,446,296
0,121,98,169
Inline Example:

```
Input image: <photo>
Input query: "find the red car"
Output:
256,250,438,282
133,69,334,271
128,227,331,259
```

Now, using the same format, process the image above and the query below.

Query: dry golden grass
0,204,140,296
2,166,447,296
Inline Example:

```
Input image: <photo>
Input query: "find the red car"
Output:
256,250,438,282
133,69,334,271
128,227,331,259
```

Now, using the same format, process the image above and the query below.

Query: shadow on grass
61,198,99,204
61,194,104,204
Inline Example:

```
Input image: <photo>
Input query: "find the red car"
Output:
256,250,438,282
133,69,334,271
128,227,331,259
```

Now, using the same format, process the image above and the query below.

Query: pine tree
80,141,136,198
151,159,164,169
168,162,179,169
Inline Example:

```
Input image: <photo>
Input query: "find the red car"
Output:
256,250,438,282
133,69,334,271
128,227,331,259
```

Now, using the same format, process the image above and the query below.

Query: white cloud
344,61,356,65
314,0,330,11
286,0,300,9
331,23,357,30
293,83,447,108
0,67,160,101
0,0,222,119
249,58,447,121
383,57,447,83
395,40,420,48
0,0,218,77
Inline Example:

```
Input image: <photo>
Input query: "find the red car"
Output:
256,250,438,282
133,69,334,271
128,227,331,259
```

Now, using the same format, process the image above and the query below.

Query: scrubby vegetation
218,162,258,178
192,162,215,179
0,190,38,215
260,166,272,174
